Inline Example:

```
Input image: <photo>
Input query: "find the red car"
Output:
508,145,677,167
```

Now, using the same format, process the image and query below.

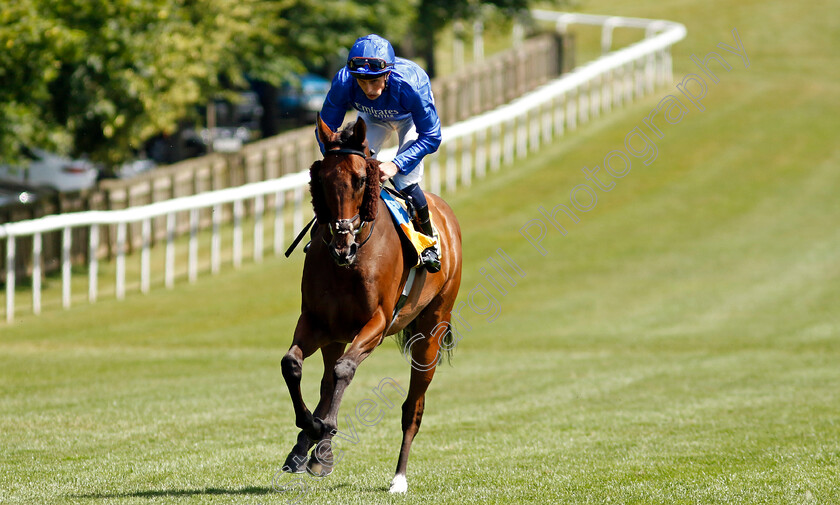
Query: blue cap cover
347,34,396,77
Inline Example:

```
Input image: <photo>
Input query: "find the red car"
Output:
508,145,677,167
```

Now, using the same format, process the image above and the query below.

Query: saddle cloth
380,189,437,267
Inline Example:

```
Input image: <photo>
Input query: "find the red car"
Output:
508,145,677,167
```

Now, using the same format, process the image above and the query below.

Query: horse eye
356,176,366,190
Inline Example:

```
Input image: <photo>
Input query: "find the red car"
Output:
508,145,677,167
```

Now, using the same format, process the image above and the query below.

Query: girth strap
383,268,417,337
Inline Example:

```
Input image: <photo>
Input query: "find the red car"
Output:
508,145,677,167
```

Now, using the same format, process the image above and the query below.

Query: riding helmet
346,34,396,79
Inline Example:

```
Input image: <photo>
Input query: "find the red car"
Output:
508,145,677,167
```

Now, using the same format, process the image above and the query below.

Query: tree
410,0,563,78
0,0,412,165
0,0,552,167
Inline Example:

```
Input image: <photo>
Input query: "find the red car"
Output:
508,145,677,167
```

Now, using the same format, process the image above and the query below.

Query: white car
0,147,99,192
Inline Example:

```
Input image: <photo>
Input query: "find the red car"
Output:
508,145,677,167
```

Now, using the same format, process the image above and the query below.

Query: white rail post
578,82,590,125
635,58,645,98
254,195,264,263
461,135,472,187
274,191,285,256
645,23,662,90
189,208,199,282
233,199,243,269
530,107,541,153
602,70,613,114
141,219,151,294
476,128,487,179
211,204,221,274
624,62,634,104
566,89,577,132
613,66,623,109
646,51,656,94
165,212,175,288
542,102,553,145
601,17,617,54
503,118,515,166
116,222,127,300
591,75,601,119
33,232,42,315
554,94,565,138
89,224,99,303
62,227,71,308
516,113,528,159
6,236,15,323
293,187,303,236
489,123,501,172
446,142,457,193
430,153,442,195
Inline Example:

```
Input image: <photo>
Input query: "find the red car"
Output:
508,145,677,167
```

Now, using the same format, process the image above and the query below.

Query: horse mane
310,121,381,224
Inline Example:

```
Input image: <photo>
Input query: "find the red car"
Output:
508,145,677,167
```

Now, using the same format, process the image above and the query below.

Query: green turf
3,0,840,503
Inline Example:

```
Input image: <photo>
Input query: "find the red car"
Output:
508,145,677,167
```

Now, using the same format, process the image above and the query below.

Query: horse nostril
349,243,358,257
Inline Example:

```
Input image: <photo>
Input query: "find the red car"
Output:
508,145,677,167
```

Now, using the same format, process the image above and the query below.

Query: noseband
323,148,377,250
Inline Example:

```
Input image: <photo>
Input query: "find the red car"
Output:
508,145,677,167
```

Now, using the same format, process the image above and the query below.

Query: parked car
0,179,48,208
277,73,330,123
146,91,264,163
102,157,158,180
0,147,99,192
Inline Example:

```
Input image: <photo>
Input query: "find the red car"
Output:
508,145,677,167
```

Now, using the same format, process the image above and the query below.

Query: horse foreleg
282,341,346,473
306,310,388,477
388,318,446,494
281,314,325,472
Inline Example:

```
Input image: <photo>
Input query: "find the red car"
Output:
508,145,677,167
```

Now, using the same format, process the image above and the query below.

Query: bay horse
280,116,462,493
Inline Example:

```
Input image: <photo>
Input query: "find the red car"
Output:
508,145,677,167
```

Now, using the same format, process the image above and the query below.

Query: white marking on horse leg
389,474,408,494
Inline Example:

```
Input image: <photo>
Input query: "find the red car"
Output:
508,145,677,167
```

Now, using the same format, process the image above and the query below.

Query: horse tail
393,321,455,366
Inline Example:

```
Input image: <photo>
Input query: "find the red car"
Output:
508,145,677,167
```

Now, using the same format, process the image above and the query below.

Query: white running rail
1,11,686,323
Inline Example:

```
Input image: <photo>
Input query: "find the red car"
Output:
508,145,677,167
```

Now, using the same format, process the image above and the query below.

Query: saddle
380,188,439,269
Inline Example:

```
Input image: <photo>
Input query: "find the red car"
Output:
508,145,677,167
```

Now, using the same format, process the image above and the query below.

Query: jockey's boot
303,222,319,253
414,205,441,273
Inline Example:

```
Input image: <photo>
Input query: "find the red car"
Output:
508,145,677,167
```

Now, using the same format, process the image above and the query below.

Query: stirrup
420,246,441,273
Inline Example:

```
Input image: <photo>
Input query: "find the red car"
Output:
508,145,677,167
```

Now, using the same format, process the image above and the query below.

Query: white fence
0,11,686,324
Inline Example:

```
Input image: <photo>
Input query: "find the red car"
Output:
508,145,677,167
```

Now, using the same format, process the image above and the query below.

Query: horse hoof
306,457,333,477
282,450,308,474
389,474,408,494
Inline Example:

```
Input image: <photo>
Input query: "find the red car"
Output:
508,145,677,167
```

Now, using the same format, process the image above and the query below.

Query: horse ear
360,158,380,222
316,113,334,146
309,160,330,224
353,117,367,144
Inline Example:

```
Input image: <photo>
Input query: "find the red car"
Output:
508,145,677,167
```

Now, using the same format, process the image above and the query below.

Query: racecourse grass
3,0,840,503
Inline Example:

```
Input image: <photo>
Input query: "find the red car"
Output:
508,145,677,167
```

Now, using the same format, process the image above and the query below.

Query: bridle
322,148,377,250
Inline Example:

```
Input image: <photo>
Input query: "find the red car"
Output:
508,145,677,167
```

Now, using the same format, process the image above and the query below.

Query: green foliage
411,0,565,77
0,0,414,165
0,0,546,166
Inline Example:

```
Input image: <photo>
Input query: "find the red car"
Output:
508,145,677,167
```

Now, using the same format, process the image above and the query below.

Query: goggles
347,57,393,72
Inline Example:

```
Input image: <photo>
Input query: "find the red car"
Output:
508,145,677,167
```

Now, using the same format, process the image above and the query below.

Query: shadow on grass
74,481,378,499
74,486,273,499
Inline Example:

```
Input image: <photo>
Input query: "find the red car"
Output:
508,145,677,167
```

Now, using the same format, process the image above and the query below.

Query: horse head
310,115,380,266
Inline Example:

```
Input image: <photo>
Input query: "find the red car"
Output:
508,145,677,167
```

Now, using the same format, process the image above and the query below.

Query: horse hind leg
390,313,452,494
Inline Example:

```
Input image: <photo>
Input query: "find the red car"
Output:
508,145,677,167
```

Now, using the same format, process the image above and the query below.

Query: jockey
318,34,442,273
